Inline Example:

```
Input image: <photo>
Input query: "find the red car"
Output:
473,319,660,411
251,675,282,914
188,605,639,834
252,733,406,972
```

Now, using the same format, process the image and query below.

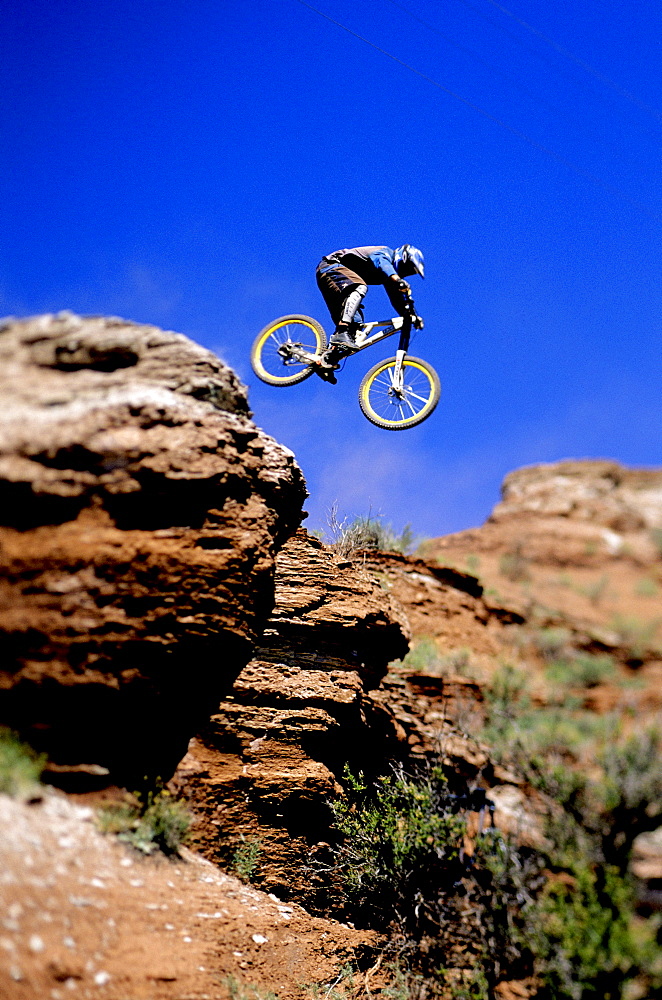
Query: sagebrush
98,781,191,855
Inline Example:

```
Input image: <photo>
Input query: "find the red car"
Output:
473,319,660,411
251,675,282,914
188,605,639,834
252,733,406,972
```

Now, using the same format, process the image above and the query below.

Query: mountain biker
316,245,425,350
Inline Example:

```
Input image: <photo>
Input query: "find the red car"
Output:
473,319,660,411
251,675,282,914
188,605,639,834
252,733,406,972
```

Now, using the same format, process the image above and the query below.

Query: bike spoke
363,362,436,424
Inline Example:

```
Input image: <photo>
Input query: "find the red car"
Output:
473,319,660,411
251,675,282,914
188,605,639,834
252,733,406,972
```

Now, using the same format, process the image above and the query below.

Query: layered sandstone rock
175,530,412,899
175,535,541,906
0,313,306,784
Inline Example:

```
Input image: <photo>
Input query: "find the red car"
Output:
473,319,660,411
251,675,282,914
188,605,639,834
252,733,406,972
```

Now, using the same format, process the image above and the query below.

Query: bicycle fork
390,324,412,395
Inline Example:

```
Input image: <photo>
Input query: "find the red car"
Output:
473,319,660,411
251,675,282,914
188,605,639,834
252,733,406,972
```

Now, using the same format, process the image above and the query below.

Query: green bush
391,636,441,673
545,653,617,689
530,852,643,999
232,837,262,881
439,966,489,1000
480,663,662,996
391,640,474,678
98,781,191,855
532,627,572,662
482,663,529,743
330,765,465,922
635,577,659,598
499,545,530,582
0,727,45,797
223,975,278,1000
610,615,660,658
578,574,609,606
465,554,481,575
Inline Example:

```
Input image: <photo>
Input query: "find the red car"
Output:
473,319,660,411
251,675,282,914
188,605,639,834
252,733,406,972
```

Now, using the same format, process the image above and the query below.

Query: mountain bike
250,299,440,431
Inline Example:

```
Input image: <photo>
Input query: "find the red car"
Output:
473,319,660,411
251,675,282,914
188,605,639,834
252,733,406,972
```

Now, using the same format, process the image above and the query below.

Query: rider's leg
316,264,364,325
330,284,367,347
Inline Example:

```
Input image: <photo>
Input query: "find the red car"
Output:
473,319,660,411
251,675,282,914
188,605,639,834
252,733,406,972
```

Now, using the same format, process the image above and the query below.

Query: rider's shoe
316,367,337,385
329,328,357,350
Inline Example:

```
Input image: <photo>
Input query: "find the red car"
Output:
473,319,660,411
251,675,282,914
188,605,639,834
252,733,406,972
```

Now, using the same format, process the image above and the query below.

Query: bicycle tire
250,315,327,387
358,356,440,430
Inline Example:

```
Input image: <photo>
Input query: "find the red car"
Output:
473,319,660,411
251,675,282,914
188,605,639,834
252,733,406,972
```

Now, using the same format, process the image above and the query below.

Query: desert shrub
482,663,529,742
301,963,358,1000
323,503,422,558
440,966,489,999
578,574,609,606
532,627,572,662
594,730,662,861
98,781,191,855
545,653,617,689
465,554,481,575
232,836,262,881
635,577,659,598
439,647,473,675
391,636,441,673
610,615,661,658
392,640,474,679
499,545,530,582
529,848,643,999
476,658,662,998
223,976,278,1000
330,765,466,924
0,727,45,797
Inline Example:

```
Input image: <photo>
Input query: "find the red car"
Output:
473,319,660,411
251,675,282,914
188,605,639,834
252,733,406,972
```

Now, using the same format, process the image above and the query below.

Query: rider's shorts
316,257,364,323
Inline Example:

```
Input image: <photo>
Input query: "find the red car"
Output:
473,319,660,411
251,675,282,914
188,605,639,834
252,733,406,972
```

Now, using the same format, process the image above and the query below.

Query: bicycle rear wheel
251,315,327,386
359,356,440,430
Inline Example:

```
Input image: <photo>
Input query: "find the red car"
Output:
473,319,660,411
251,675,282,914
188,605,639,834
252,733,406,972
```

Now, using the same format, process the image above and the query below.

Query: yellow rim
362,360,435,425
254,319,322,381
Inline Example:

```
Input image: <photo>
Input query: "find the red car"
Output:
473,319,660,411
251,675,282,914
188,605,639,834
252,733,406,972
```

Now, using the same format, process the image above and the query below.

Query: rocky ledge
0,313,307,785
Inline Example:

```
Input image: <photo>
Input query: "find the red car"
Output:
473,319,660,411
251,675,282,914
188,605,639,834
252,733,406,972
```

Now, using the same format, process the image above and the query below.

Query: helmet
394,245,425,279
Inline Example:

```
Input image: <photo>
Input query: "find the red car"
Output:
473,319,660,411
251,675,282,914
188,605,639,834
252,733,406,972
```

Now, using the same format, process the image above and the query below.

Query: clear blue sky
2,0,660,537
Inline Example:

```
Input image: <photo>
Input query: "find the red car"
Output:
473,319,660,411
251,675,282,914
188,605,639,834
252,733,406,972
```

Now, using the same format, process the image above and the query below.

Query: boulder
0,313,306,784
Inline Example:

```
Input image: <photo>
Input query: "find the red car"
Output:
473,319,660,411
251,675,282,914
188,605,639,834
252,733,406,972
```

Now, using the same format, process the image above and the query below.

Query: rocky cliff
1,320,660,1000
174,534,539,920
0,313,306,785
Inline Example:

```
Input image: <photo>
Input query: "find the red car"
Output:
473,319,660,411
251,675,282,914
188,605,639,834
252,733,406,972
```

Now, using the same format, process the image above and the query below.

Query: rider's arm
367,248,398,281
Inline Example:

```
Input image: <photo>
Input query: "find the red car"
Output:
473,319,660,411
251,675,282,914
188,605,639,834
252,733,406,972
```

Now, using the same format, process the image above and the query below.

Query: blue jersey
319,246,398,284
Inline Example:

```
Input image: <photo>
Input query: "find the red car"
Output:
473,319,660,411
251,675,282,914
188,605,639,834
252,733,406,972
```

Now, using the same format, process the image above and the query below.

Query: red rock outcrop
174,530,412,899
493,460,662,530
0,313,307,785
174,535,539,908
434,459,662,568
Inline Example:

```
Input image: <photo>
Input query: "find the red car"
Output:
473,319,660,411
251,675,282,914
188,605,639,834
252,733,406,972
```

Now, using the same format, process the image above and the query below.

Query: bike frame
284,314,414,392
350,314,412,392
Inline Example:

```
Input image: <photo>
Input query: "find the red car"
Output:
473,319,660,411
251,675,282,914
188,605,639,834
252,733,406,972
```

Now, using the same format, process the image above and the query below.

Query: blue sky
2,0,660,537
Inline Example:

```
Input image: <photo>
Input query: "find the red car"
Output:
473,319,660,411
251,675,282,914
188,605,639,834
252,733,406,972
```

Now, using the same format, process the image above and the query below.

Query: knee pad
341,284,367,324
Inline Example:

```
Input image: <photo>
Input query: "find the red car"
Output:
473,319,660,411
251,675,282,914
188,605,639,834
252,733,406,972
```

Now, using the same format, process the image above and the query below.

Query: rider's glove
413,314,424,330
396,278,411,294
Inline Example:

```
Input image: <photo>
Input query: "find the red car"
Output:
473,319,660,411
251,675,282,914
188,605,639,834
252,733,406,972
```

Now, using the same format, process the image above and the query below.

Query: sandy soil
0,791,376,1000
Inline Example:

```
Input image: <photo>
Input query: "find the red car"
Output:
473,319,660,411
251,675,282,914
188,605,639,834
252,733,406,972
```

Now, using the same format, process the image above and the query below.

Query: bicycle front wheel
359,356,441,430
251,315,327,386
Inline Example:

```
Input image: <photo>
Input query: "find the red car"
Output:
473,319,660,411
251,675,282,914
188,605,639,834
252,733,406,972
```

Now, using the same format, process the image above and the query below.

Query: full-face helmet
394,245,425,279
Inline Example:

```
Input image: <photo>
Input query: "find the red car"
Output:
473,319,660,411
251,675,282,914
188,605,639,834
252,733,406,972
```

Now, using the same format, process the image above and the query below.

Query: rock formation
433,459,662,567
493,459,662,530
174,535,536,909
174,529,412,901
0,313,306,785
1,318,660,1000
